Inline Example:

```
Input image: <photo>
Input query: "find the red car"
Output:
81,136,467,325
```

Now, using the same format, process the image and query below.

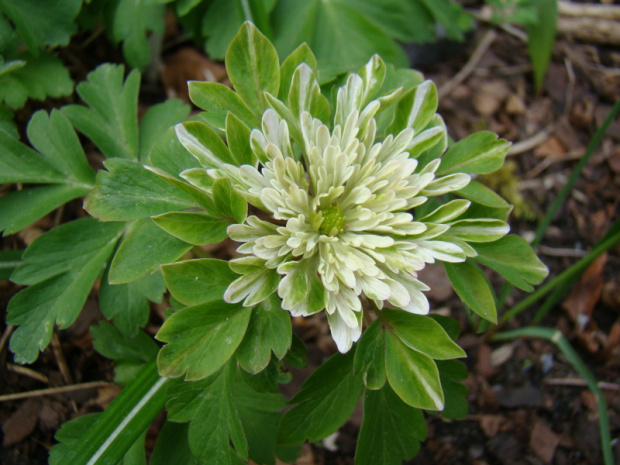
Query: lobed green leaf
109,219,192,284
278,349,363,446
156,301,252,380
162,259,239,306
63,64,140,160
355,383,427,465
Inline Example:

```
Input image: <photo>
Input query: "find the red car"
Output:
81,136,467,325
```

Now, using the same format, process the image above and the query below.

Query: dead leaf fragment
534,135,567,159
2,399,40,446
479,415,504,437
161,48,228,103
529,420,560,463
562,253,607,327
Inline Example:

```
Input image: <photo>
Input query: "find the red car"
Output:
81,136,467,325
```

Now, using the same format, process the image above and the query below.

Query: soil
1,2,620,464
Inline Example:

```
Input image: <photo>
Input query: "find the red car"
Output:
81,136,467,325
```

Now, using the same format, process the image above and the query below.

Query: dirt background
1,1,620,464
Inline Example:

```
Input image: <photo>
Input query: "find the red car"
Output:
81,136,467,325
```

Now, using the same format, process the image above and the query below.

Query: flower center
319,203,346,236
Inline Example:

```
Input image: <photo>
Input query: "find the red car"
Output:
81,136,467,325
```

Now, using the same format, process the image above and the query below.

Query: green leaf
27,110,95,185
384,331,444,411
0,123,65,184
418,0,472,41
0,0,82,55
162,259,238,306
288,63,330,123
109,219,192,284
444,260,497,323
353,319,386,390
85,158,199,221
236,294,292,373
150,422,198,465
436,360,468,420
387,80,438,135
100,268,165,336
278,349,364,445
167,360,286,465
0,249,22,281
226,21,280,115
225,111,255,166
149,127,202,177
0,103,18,138
284,333,307,369
527,0,557,91
49,360,167,465
107,0,165,69
0,108,95,234
456,179,511,209
175,120,234,168
271,0,409,71
474,235,549,292
0,0,81,52
156,300,252,380
212,177,247,223
166,362,247,464
11,218,123,285
355,384,427,465
7,219,124,363
152,211,229,246
145,165,219,214
439,131,511,176
420,199,470,224
91,321,159,385
188,81,259,131
200,0,245,60
278,43,318,101
0,185,90,235
382,310,465,360
63,64,140,160
0,52,74,110
445,219,509,243
234,374,288,465
139,99,191,162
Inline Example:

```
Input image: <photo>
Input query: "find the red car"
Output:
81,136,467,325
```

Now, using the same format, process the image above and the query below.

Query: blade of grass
497,99,620,311
65,359,167,465
532,99,620,248
492,327,614,465
500,221,620,324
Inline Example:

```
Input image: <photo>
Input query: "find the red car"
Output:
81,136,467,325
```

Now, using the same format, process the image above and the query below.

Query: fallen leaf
562,253,607,327
529,420,560,463
2,399,40,446
479,414,504,437
161,48,228,103
534,135,567,159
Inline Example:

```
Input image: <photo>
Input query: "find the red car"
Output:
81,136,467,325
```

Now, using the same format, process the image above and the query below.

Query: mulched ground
1,2,620,464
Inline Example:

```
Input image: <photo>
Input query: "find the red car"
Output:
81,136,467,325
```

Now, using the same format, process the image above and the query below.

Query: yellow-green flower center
319,203,346,236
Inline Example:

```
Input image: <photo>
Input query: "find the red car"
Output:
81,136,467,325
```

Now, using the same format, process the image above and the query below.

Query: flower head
179,57,509,352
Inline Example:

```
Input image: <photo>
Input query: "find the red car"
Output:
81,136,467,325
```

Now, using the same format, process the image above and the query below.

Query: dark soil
1,2,620,465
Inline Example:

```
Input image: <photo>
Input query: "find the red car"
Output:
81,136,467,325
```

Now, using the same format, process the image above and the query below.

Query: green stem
492,328,614,465
64,359,167,465
500,225,620,324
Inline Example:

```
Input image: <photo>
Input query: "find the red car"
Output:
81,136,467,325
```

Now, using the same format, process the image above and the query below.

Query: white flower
178,59,509,352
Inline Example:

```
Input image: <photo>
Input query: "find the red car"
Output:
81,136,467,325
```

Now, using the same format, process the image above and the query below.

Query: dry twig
7,363,50,384
0,381,111,402
438,29,497,99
